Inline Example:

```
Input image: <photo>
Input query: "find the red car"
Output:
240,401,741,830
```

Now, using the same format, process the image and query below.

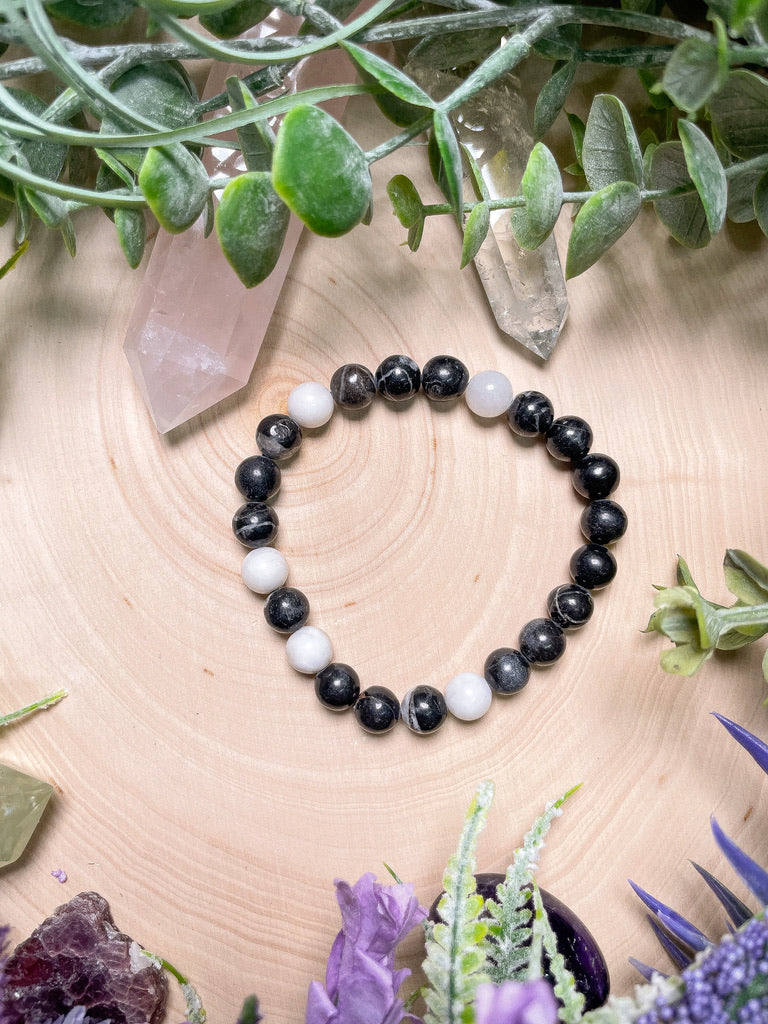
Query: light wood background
2,79,768,1024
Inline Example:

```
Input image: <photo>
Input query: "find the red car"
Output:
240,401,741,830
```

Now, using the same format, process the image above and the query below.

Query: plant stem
0,689,67,729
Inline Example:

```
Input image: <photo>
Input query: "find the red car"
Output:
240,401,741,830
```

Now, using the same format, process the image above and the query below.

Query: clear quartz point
0,763,53,867
408,67,569,359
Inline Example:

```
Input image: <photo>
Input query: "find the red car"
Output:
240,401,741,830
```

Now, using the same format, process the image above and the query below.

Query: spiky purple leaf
628,957,666,982
712,713,768,775
646,914,693,970
710,815,768,904
628,880,710,950
690,861,752,927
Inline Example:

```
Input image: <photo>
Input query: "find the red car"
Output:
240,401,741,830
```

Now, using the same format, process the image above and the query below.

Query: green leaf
533,60,578,141
0,88,68,188
199,0,272,36
565,180,641,279
0,237,29,280
567,112,586,168
708,69,768,160
407,28,504,71
763,647,768,685
45,0,137,26
530,884,585,1020
678,119,727,234
533,24,582,62
387,174,423,229
727,162,763,223
460,201,489,268
138,144,209,233
515,142,562,246
431,109,463,226
660,642,713,675
215,171,290,287
226,77,274,173
23,187,71,228
582,93,644,191
723,549,768,605
272,104,372,237
422,781,494,1024
754,168,768,235
114,207,146,269
342,42,434,110
661,38,728,116
650,142,711,249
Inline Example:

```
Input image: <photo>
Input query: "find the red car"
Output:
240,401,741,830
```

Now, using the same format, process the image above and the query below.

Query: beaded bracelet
232,354,627,736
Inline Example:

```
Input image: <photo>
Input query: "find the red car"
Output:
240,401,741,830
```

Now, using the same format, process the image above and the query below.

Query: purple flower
474,979,558,1024
305,873,427,1024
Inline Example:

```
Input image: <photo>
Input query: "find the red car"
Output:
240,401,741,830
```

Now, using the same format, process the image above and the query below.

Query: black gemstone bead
484,648,530,695
572,453,620,500
232,501,279,548
264,586,309,633
330,363,377,409
545,416,593,462
519,618,566,665
256,414,302,461
421,355,469,402
507,391,554,436
235,455,281,502
375,354,421,402
570,544,617,590
580,499,628,545
354,686,401,733
547,583,594,630
401,684,448,734
315,663,360,711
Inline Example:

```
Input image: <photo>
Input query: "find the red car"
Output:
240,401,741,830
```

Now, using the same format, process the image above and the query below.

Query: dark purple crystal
0,891,168,1024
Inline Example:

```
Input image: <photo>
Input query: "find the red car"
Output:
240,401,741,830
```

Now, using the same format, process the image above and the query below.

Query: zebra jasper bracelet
231,354,627,737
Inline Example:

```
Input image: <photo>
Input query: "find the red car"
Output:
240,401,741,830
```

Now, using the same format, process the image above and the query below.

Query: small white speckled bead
444,672,493,721
464,370,514,418
241,547,288,594
287,381,335,429
286,626,333,674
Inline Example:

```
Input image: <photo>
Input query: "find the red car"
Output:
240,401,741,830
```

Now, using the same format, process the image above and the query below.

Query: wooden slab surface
2,89,768,1023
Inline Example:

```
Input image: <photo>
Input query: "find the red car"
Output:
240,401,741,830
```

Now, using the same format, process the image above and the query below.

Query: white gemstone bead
445,672,493,721
241,547,288,594
285,626,333,674
287,381,335,429
464,370,514,418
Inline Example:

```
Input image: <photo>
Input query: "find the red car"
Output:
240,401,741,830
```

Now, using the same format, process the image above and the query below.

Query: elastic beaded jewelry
232,354,627,737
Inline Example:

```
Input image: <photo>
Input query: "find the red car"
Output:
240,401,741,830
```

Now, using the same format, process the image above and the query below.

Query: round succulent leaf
533,59,578,142
753,167,768,236
272,105,372,238
386,174,423,229
582,93,644,191
114,207,147,269
342,42,434,110
520,141,562,240
460,201,490,268
708,69,768,160
215,170,290,287
565,180,641,279
138,143,209,234
45,0,137,26
726,162,762,223
650,141,710,248
677,119,727,234
406,28,504,72
2,89,68,185
199,0,272,36
661,38,727,116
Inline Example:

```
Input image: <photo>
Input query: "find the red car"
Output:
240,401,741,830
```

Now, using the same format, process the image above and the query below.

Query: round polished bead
375,354,421,402
483,648,530,695
572,453,620,500
232,501,279,548
354,686,400,733
445,672,493,721
464,370,514,418
401,685,448,734
580,499,628,545
545,416,593,462
330,363,377,409
315,663,360,711
264,587,309,633
235,455,281,502
256,413,302,461
570,544,617,590
287,382,335,429
519,618,566,665
546,584,594,630
421,355,469,402
241,547,288,594
286,625,333,674
507,390,554,436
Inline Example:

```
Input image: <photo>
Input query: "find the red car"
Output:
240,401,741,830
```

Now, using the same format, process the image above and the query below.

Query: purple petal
324,928,346,999
710,815,768,904
645,914,693,970
306,980,338,1024
712,713,768,775
627,957,666,981
690,861,752,927
474,979,558,1024
335,948,405,1024
628,880,710,950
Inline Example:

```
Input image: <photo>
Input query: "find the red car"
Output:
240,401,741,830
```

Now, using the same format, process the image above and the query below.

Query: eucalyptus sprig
644,549,768,680
2,0,768,292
